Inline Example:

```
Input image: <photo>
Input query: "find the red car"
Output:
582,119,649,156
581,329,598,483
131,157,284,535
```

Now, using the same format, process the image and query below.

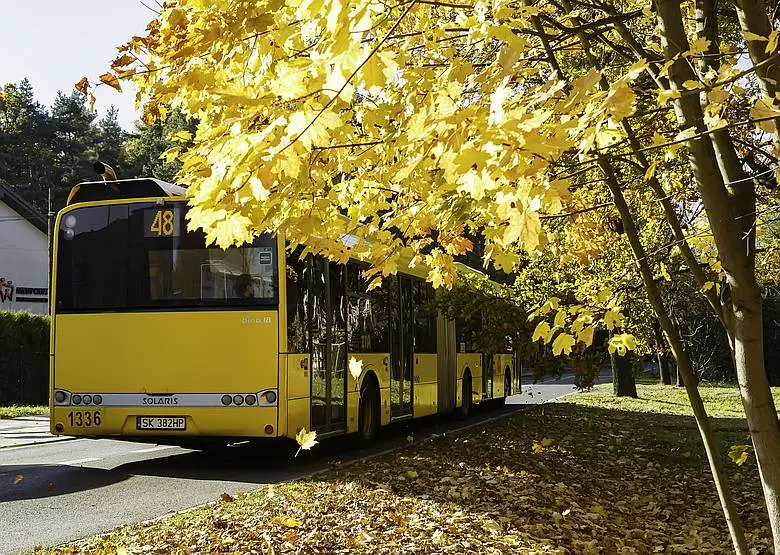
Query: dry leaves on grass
40,401,773,554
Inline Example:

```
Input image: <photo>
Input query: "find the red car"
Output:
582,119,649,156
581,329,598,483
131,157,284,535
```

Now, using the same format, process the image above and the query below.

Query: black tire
358,380,379,443
504,370,512,400
459,373,472,419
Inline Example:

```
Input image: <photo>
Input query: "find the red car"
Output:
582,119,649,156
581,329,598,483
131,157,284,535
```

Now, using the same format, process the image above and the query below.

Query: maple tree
87,0,780,550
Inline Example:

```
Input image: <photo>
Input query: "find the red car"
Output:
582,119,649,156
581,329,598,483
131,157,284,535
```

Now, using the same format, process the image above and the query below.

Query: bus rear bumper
51,406,280,438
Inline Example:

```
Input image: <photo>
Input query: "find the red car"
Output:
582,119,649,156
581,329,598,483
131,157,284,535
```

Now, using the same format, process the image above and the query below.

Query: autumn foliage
75,0,780,551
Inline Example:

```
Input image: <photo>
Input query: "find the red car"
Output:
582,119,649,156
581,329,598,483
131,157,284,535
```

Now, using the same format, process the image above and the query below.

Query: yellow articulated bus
50,177,516,445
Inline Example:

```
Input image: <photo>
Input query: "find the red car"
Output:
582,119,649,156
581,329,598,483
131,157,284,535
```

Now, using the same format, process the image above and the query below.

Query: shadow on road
114,403,521,483
0,464,129,501
0,403,528,501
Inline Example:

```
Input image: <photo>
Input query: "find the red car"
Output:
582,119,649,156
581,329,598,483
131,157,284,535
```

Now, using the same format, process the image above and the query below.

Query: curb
0,435,78,451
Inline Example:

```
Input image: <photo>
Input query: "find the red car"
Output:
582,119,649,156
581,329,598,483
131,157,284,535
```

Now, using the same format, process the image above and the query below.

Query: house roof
0,184,48,235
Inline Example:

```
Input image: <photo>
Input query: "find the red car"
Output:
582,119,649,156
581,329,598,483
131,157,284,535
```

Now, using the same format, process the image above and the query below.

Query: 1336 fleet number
67,410,101,427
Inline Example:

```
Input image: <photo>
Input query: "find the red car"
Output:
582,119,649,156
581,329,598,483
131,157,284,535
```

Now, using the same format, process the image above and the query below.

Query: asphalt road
0,383,584,554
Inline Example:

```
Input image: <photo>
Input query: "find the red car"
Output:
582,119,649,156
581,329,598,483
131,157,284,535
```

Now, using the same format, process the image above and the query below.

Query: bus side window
370,278,389,353
412,280,437,354
346,262,365,352
427,284,437,348
286,250,310,354
347,262,388,353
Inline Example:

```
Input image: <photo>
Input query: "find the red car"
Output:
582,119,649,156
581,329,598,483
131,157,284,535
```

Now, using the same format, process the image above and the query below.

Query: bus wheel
358,380,379,443
504,370,512,402
459,373,472,419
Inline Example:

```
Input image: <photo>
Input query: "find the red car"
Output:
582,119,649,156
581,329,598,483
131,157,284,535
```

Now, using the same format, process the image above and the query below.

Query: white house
0,184,49,314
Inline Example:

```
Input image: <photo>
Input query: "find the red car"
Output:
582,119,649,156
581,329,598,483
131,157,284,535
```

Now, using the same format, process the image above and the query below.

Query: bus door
389,276,413,419
482,352,494,400
310,259,347,433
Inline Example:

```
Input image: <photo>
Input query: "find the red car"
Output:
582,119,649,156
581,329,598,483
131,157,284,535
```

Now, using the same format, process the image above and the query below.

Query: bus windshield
56,202,278,312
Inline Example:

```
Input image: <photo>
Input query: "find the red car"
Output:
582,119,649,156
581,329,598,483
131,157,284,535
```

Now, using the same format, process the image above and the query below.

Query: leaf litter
38,393,773,554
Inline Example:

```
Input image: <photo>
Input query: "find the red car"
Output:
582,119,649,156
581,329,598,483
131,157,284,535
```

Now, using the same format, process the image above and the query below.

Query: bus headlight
221,394,232,406
244,394,257,405
72,394,82,405
262,390,277,404
82,394,92,405
93,394,103,405
233,394,244,406
54,390,68,404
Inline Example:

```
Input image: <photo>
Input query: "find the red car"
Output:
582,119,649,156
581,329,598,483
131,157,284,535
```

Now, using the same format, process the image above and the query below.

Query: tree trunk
611,350,638,397
728,283,780,547
600,159,748,554
655,0,780,549
658,352,672,385
554,4,749,549
733,0,780,152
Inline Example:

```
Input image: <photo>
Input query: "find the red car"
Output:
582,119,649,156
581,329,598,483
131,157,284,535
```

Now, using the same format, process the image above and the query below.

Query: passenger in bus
235,274,255,299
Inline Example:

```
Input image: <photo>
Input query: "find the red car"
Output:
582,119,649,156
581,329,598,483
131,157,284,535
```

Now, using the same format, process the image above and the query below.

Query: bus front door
310,259,347,434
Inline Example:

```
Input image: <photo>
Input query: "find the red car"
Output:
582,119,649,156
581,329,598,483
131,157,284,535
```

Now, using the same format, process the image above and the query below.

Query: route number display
144,207,181,237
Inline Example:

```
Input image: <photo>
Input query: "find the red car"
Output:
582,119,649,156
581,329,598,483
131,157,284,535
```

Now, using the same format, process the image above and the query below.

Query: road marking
59,457,100,466
131,445,174,454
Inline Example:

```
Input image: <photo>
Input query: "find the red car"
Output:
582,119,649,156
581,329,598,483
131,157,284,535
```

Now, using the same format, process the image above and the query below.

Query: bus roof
66,178,186,206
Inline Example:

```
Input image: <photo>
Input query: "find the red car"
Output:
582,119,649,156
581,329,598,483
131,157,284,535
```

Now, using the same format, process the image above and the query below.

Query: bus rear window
56,203,278,312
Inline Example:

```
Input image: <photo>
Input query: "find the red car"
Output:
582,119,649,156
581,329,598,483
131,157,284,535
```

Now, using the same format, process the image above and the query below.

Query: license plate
136,416,186,430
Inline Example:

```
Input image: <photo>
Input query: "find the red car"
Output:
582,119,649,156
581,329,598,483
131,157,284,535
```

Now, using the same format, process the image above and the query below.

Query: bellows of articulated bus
65,161,187,206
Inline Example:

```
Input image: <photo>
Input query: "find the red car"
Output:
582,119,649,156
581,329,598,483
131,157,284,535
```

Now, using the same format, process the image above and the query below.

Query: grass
38,383,774,554
0,405,47,419
565,382,780,419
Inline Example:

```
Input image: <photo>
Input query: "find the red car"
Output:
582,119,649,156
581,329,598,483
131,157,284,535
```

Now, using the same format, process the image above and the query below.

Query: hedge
0,310,49,405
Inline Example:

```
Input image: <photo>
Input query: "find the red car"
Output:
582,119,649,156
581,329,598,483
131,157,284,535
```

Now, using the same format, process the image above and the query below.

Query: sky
1,1,155,130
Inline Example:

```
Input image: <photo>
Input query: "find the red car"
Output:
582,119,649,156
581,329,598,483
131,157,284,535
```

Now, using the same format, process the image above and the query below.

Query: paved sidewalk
0,414,71,449
507,383,579,406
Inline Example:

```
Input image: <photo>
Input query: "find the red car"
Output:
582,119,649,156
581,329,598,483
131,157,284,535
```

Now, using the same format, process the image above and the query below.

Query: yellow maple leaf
348,357,363,381
604,309,622,330
489,77,512,126
170,130,193,143
98,72,122,93
286,109,342,150
767,30,779,54
504,209,542,251
685,38,711,56
608,333,637,356
272,515,302,528
295,428,318,456
660,262,671,281
74,77,89,95
552,332,575,356
577,325,595,346
728,444,751,466
532,321,552,343
750,98,780,133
